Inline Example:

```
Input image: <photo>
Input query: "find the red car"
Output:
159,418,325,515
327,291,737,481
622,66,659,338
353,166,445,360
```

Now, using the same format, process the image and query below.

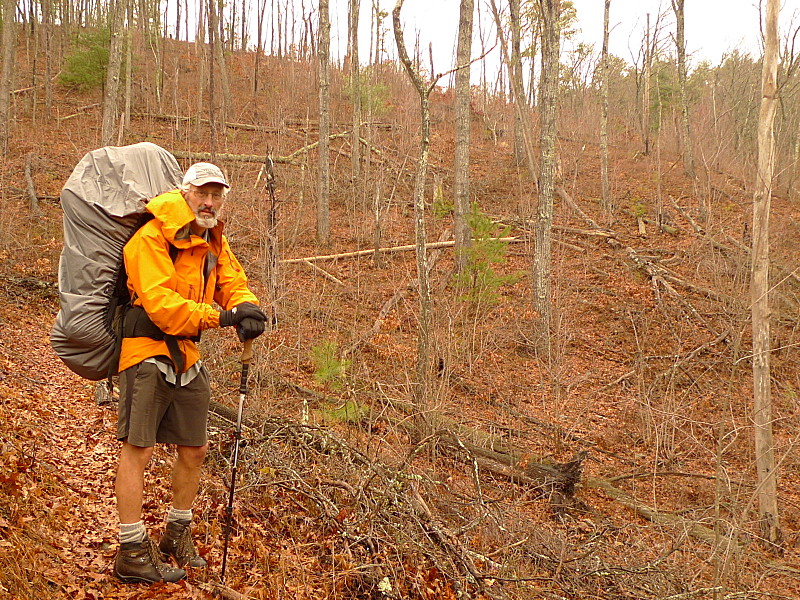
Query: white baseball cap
183,162,230,188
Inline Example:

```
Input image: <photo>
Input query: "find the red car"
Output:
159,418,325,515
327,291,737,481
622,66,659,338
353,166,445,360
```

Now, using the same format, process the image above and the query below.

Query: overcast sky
372,0,800,78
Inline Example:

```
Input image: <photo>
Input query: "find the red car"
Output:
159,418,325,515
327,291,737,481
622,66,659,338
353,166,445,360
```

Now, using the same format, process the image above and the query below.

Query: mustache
194,205,218,217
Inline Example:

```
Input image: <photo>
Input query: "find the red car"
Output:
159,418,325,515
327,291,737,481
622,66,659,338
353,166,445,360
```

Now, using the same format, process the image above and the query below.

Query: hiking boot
113,537,186,583
159,519,208,568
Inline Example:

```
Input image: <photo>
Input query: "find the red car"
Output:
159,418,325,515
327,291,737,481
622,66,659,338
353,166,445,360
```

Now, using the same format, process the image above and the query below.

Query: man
112,162,268,583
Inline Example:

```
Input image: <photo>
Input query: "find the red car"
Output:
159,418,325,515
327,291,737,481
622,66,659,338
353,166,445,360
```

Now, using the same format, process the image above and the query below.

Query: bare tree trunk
210,0,231,124
672,0,695,178
240,0,249,51
600,0,611,214
510,0,524,166
149,0,164,112
25,152,39,215
453,0,473,274
751,0,781,550
41,0,53,115
254,0,267,100
29,2,38,125
349,0,362,181
0,0,17,155
102,0,125,146
175,0,181,40
642,13,652,155
372,0,386,64
274,0,282,57
792,118,800,202
369,0,376,65
488,0,536,182
392,0,434,430
317,0,331,245
195,0,207,142
207,0,217,157
532,0,560,358
121,0,133,134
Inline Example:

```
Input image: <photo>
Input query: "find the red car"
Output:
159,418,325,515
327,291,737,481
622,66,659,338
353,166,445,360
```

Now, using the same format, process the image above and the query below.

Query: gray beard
194,213,218,229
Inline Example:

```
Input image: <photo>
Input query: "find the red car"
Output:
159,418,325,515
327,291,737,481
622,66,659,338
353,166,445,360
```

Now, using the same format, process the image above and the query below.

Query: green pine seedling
310,341,351,391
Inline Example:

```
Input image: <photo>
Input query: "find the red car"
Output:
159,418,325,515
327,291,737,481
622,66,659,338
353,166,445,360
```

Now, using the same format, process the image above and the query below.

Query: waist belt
123,305,201,375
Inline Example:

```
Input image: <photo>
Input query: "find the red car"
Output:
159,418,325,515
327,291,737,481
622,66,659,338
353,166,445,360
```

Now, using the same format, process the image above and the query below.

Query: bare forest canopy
1,0,799,192
2,1,800,600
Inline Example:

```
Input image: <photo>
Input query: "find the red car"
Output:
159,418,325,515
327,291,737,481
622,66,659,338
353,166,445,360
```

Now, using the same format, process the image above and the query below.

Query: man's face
183,183,226,229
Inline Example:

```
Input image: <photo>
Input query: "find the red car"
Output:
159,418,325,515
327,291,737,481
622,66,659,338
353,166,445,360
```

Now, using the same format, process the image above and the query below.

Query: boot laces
175,525,198,561
146,538,175,576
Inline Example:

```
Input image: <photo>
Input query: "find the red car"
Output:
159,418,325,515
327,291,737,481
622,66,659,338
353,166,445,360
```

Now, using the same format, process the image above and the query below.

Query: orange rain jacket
119,189,259,374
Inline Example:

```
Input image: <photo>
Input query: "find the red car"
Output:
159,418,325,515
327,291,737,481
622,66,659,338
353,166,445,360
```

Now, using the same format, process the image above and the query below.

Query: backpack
50,142,183,380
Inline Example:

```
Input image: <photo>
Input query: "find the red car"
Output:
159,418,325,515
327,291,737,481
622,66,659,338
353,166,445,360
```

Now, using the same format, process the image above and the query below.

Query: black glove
219,302,267,328
236,317,266,342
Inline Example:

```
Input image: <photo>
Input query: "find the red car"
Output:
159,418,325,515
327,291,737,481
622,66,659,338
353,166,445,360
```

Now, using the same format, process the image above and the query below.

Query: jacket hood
146,189,223,244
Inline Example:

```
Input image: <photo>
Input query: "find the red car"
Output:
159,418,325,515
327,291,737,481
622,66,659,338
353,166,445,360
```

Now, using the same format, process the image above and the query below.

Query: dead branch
172,149,301,167
57,103,101,120
136,112,282,133
670,195,800,298
556,185,603,231
200,582,255,599
300,259,345,285
345,229,452,355
624,247,735,305
281,237,522,264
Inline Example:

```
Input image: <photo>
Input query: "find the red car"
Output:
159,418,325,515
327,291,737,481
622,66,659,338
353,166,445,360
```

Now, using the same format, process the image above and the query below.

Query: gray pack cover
50,142,183,380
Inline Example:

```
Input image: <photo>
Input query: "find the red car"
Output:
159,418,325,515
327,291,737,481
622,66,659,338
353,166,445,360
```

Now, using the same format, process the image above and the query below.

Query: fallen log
212,384,738,552
584,476,741,550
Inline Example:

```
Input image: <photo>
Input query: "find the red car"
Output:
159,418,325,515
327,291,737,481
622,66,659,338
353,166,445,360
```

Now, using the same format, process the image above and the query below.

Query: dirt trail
0,303,216,598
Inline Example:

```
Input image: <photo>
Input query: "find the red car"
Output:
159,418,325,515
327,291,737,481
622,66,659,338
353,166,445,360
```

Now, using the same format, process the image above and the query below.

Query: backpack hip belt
123,305,201,375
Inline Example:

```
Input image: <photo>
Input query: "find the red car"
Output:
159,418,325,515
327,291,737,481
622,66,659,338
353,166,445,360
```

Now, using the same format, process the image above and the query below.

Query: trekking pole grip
241,338,254,364
239,339,254,395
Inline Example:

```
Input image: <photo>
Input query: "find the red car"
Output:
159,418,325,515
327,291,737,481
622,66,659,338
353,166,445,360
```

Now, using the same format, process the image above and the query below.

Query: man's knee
176,444,209,468
120,442,155,469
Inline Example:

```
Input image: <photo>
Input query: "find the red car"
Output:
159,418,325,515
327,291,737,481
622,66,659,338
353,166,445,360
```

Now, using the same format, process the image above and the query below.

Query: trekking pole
220,338,253,583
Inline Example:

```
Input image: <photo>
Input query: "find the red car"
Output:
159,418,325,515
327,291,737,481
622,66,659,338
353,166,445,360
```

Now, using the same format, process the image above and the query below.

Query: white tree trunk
751,0,781,549
392,0,433,424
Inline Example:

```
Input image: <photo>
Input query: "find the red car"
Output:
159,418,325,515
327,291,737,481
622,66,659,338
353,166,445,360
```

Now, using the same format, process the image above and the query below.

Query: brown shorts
117,361,211,447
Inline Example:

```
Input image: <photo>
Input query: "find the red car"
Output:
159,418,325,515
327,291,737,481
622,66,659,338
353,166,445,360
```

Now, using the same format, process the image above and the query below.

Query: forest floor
2,63,800,599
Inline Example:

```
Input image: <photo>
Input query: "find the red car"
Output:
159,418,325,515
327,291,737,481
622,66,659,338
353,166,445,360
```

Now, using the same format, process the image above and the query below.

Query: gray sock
119,521,147,544
167,507,193,524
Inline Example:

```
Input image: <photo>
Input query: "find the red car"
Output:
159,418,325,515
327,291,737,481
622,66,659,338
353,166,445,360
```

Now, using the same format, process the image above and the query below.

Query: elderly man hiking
113,162,268,583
